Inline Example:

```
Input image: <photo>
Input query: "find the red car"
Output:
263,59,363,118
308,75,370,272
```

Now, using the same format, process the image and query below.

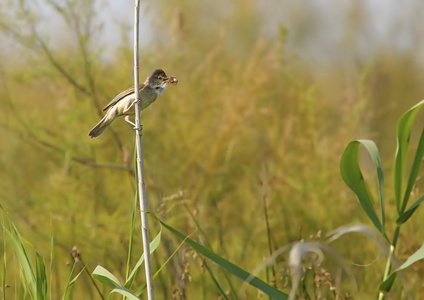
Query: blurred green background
1,0,424,299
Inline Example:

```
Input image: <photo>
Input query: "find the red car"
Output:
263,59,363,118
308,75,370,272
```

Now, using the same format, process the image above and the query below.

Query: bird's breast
139,89,158,110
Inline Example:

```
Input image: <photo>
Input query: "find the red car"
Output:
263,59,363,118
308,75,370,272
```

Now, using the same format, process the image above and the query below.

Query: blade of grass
203,262,230,300
379,242,424,292
400,117,424,213
396,195,424,224
93,266,140,299
94,215,162,296
154,215,289,299
61,263,86,300
125,225,162,289
361,140,386,232
35,251,47,299
184,204,237,299
126,192,137,281
110,286,140,300
394,99,424,213
126,146,139,283
2,230,7,300
93,265,124,289
61,262,76,300
134,232,192,296
262,187,276,293
2,226,36,299
340,140,385,237
125,192,138,283
152,232,190,280
49,216,53,300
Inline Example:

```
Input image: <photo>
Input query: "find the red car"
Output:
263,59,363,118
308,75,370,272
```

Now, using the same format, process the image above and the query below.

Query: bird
88,69,178,138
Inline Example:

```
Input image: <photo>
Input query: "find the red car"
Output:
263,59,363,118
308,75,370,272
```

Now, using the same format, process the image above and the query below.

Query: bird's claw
125,115,143,131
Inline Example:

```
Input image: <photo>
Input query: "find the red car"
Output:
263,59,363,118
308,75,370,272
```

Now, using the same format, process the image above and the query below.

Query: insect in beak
167,77,178,85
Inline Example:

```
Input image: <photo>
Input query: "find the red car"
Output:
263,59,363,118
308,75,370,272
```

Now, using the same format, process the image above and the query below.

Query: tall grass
1,1,424,299
340,101,424,299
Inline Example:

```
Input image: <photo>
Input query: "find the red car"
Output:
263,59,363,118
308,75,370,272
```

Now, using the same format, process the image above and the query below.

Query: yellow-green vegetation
1,1,424,299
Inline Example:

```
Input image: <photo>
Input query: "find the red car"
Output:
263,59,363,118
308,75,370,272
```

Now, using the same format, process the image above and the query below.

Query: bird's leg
124,115,137,128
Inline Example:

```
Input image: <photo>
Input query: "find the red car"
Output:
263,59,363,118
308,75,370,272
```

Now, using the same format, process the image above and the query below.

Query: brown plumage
88,69,177,138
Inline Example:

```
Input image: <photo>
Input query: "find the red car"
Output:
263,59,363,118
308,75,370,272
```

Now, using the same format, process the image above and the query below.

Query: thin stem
378,224,401,300
262,192,276,290
133,1,154,299
126,188,138,282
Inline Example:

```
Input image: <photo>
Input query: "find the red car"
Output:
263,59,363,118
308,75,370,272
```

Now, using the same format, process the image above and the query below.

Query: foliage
1,205,83,300
1,0,424,299
340,101,424,299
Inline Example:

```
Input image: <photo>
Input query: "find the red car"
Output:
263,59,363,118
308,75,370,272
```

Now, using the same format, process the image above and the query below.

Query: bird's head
147,69,178,96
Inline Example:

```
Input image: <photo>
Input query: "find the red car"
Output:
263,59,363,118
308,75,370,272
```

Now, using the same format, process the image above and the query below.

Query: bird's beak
166,77,178,85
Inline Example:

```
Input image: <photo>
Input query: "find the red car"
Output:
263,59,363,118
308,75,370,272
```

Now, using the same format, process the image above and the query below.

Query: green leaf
133,234,189,297
401,127,424,213
380,242,424,292
2,225,36,299
126,146,139,283
93,266,139,299
397,195,424,224
92,265,124,289
394,99,424,213
361,140,386,231
111,286,140,300
35,251,47,300
157,216,288,299
185,206,237,297
340,140,384,234
125,225,162,289
2,238,6,300
132,231,191,296
379,272,397,293
61,263,85,300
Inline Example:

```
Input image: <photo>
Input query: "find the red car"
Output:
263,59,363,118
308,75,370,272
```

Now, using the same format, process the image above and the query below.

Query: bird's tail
88,114,114,138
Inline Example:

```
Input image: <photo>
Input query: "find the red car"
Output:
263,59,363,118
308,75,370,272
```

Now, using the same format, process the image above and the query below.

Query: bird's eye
155,86,161,90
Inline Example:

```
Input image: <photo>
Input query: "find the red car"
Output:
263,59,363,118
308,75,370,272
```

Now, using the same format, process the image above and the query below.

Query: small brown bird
88,69,178,138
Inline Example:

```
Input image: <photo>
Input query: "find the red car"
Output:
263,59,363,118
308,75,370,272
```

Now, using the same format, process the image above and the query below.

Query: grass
1,1,424,299
339,103,424,298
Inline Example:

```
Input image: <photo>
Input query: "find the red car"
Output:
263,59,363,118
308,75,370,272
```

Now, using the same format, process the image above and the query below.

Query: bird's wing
102,84,145,111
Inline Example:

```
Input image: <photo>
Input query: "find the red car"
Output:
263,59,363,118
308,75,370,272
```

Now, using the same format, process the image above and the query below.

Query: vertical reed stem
133,1,154,299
